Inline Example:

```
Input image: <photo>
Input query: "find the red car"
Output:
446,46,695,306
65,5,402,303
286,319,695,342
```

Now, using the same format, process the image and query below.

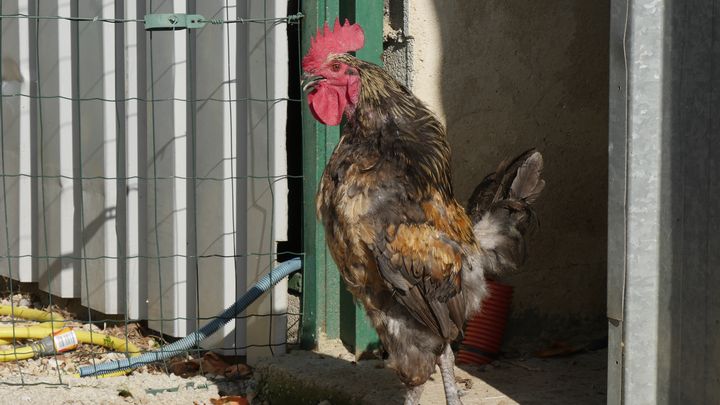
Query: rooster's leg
438,344,463,405
404,384,424,405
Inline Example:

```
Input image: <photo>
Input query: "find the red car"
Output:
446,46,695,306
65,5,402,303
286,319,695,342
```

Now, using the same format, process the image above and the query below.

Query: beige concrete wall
385,1,609,347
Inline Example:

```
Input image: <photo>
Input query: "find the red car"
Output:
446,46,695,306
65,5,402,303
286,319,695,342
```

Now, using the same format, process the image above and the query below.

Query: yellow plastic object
0,343,35,361
0,305,65,324
74,330,141,356
0,305,65,345
72,330,143,378
0,327,141,359
0,305,141,377
0,325,55,341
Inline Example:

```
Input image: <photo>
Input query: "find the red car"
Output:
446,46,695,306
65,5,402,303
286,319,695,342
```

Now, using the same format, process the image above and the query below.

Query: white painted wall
244,0,289,362
0,0,289,361
0,1,29,283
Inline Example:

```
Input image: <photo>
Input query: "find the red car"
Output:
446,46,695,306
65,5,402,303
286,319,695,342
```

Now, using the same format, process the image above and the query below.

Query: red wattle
308,85,346,126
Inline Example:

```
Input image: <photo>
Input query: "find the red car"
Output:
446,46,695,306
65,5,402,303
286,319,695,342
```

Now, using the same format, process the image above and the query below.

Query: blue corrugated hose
78,257,302,377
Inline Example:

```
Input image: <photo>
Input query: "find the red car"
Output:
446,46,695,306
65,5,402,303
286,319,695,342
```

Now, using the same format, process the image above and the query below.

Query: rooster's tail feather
467,150,545,275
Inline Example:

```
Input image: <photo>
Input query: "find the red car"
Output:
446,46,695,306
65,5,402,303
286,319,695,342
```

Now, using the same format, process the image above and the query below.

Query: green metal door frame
300,0,383,356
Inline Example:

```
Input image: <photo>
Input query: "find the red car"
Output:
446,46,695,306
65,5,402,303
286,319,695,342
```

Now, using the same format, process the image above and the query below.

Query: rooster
302,20,544,405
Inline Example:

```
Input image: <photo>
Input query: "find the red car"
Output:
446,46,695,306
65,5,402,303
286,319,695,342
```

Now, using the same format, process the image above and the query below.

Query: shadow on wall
37,207,117,298
425,1,610,348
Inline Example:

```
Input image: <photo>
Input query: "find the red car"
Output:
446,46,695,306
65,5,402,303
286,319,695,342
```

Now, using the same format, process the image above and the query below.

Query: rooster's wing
369,191,473,340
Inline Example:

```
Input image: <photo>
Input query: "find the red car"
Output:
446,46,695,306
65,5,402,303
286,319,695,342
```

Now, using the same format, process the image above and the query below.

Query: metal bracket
144,13,208,31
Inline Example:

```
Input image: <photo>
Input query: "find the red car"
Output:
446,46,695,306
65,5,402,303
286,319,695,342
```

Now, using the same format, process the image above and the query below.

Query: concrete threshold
255,337,607,405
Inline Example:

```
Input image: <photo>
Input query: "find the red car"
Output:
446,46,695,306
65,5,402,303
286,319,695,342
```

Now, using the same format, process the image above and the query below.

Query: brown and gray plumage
302,20,544,405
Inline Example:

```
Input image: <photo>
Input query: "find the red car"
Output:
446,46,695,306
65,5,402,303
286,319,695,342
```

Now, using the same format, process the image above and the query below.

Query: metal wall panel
609,0,669,402
0,0,35,283
609,0,720,403
144,0,189,339
124,0,147,320
244,0,289,362
0,0,289,358
665,0,720,402
607,1,628,402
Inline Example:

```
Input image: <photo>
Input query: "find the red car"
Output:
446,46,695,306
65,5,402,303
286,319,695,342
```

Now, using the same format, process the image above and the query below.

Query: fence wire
0,0,303,388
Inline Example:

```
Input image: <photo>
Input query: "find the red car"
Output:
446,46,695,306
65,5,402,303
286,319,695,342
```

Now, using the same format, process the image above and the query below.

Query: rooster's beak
301,74,324,94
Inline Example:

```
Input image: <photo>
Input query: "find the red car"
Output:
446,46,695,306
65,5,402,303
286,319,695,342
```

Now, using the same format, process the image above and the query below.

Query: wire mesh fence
0,0,303,388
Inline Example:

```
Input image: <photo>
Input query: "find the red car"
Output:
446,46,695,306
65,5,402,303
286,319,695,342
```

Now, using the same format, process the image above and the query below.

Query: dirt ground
0,346,606,405
0,285,606,404
0,290,259,404
0,373,243,405
256,336,607,404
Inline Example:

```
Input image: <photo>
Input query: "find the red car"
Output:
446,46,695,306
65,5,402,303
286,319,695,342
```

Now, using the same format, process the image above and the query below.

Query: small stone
118,389,133,398
82,323,101,332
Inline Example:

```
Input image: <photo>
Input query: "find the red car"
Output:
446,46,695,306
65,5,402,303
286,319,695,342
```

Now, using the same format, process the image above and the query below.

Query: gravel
0,291,259,404
0,372,226,404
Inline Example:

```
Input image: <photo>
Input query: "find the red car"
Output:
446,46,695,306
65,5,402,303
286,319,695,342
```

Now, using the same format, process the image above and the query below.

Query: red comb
302,18,364,71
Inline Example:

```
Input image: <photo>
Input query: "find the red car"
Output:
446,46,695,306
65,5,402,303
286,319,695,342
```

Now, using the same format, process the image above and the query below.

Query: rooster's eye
331,62,342,72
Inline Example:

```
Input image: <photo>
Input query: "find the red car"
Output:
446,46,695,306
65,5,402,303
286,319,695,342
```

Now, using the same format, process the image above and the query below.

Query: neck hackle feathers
302,18,365,71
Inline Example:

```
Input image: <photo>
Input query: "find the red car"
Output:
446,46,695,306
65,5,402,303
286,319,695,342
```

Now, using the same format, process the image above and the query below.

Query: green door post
301,0,342,350
301,0,383,357
337,0,383,358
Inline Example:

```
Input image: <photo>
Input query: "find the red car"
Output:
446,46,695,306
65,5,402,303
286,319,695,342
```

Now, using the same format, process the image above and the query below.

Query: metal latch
144,13,211,31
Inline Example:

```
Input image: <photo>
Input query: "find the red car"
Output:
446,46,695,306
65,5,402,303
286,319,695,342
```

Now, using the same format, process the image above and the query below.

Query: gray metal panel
0,0,288,354
76,0,119,314
114,0,127,315
607,1,628,402
665,0,720,402
607,1,627,324
609,0,669,403
36,0,80,298
610,0,720,403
